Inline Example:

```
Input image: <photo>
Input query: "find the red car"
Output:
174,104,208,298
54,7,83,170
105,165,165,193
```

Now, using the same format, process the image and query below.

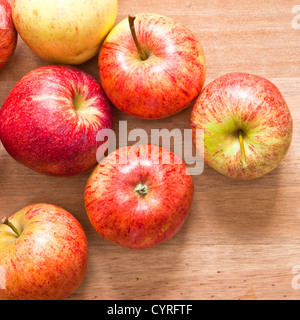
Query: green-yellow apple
0,203,88,300
85,145,194,249
11,0,118,65
190,72,293,180
0,65,113,176
99,13,206,119
0,0,17,68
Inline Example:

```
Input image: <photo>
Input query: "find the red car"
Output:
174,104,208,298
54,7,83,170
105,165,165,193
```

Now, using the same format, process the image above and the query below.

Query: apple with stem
0,65,113,176
0,203,88,300
99,13,206,119
0,0,18,68
11,0,118,65
190,72,293,179
85,145,194,249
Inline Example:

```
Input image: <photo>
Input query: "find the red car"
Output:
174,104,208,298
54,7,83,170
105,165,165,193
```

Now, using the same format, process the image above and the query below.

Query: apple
84,145,194,249
0,0,17,68
11,0,118,65
0,65,113,176
0,203,88,300
190,72,293,180
99,13,206,119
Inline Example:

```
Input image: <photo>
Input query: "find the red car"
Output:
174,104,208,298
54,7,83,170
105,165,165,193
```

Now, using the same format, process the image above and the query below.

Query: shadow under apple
192,163,281,236
72,233,191,300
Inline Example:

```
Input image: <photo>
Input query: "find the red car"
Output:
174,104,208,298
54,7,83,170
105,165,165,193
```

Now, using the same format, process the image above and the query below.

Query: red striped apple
0,65,113,176
85,145,194,249
99,13,206,119
190,72,293,179
0,0,17,68
11,0,118,65
0,203,88,300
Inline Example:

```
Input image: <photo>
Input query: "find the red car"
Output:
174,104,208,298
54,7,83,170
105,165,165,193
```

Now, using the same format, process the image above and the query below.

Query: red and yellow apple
0,65,113,176
11,0,118,65
85,145,194,249
190,72,293,179
99,13,206,119
0,0,17,68
0,203,88,300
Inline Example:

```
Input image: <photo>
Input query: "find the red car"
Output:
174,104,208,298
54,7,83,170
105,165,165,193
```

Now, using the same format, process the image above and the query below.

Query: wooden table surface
1,0,300,300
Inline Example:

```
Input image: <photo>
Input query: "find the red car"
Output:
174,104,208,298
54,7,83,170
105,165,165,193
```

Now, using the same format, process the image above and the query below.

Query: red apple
0,0,18,68
99,13,206,119
84,145,194,249
190,72,293,179
0,65,113,176
0,203,88,300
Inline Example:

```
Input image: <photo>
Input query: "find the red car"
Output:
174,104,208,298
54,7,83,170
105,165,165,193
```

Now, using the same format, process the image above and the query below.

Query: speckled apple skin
85,145,194,249
0,65,113,176
0,204,88,300
0,0,18,68
190,73,293,180
99,13,206,119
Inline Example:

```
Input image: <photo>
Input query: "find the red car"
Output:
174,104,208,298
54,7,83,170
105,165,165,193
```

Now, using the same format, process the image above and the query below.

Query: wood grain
1,0,300,300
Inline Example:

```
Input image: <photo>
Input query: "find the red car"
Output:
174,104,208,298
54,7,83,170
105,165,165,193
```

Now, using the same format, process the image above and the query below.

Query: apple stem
135,184,149,198
238,130,248,170
1,217,21,237
128,15,148,61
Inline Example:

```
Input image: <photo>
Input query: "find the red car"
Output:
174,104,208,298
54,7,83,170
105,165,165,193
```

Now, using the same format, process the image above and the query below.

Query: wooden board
1,0,300,300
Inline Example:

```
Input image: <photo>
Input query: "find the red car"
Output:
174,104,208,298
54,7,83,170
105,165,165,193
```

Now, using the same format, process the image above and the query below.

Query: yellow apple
11,0,118,65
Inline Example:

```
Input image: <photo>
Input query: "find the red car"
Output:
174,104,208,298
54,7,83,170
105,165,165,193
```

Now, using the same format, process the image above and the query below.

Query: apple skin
0,0,18,68
11,0,118,65
190,72,293,180
85,145,194,249
99,13,206,119
0,203,88,300
0,65,113,176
